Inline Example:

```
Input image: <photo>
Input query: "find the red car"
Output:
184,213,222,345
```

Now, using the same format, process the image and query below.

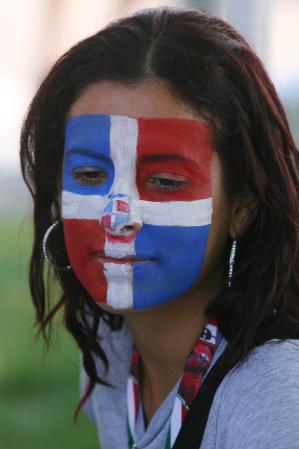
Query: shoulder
80,319,133,421
229,338,299,380
203,340,299,449
224,339,299,388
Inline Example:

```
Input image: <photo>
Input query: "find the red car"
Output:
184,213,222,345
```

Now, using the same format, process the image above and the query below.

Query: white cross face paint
62,114,214,310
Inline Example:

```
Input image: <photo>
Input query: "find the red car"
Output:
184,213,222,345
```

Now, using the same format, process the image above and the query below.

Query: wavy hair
20,7,299,407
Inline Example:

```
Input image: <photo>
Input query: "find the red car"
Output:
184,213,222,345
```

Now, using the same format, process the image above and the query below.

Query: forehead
67,80,198,119
64,114,214,165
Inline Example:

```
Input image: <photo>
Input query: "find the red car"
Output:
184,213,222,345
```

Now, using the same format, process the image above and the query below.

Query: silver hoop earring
228,239,237,288
42,220,71,271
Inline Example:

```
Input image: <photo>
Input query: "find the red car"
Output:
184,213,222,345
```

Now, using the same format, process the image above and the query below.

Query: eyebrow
137,154,196,164
67,149,198,165
66,147,109,161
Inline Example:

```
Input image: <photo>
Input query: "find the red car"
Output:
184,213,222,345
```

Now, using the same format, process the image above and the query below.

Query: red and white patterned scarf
127,317,219,448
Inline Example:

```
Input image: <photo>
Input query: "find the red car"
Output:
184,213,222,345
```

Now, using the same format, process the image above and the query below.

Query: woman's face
62,80,231,312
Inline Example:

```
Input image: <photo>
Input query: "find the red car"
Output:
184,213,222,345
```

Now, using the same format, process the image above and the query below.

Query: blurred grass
0,216,98,449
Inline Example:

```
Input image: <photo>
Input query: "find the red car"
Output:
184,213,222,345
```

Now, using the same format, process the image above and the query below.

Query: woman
20,7,299,449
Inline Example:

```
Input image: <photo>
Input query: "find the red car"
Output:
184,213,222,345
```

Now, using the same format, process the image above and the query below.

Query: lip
95,254,152,265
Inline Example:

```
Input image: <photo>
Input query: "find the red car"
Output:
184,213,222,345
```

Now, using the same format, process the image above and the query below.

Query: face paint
62,114,214,310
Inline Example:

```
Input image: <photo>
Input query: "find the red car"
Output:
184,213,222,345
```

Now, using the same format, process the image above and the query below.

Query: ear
229,193,258,239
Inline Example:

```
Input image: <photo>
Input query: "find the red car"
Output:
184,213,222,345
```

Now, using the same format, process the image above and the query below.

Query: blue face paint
64,115,114,196
133,224,210,309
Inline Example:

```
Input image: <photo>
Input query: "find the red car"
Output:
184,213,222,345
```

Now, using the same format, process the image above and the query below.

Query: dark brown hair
20,7,299,407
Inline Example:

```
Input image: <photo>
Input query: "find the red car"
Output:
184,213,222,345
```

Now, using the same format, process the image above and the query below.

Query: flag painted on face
62,114,214,310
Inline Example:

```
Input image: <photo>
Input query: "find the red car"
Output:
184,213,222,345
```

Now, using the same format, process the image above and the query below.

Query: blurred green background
0,216,98,448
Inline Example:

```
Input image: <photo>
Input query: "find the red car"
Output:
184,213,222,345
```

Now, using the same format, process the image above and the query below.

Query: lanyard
127,317,219,449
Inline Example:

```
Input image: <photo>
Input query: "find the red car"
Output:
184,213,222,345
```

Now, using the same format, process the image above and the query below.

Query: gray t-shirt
81,321,299,449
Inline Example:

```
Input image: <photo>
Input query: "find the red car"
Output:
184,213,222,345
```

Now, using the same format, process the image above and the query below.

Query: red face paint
136,118,213,201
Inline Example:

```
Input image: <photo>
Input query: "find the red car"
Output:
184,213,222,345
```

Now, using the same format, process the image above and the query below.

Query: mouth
95,253,151,265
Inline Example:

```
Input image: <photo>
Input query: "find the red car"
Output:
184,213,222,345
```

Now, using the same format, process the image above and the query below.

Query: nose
100,194,142,240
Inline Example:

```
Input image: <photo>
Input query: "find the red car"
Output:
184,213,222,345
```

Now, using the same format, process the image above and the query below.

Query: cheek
198,162,230,282
206,199,230,267
63,219,108,303
132,224,211,309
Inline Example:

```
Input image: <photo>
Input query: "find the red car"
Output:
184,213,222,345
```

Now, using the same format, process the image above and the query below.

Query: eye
146,173,188,191
72,167,108,186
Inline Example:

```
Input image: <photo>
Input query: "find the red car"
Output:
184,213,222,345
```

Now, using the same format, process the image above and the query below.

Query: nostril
122,225,135,232
120,223,142,234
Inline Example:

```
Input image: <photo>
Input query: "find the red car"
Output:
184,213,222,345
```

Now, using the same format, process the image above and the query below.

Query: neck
124,283,220,424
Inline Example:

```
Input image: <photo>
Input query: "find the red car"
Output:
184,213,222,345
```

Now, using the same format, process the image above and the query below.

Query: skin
68,79,255,425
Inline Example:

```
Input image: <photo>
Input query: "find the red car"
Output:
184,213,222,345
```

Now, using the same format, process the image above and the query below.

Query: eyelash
72,168,189,192
146,175,188,191
72,167,108,186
